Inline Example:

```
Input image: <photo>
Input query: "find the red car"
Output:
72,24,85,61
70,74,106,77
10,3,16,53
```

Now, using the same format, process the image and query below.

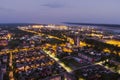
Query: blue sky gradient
0,0,120,24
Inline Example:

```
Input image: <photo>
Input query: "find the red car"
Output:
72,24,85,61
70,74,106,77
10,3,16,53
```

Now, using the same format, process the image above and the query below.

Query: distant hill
63,22,120,28
0,23,42,27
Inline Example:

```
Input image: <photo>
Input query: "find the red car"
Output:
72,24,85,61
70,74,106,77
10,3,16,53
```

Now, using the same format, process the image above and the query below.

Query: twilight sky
0,0,120,24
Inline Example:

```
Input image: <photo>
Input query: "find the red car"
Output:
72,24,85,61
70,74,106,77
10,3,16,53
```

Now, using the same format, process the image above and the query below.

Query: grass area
47,38,67,45
61,58,84,70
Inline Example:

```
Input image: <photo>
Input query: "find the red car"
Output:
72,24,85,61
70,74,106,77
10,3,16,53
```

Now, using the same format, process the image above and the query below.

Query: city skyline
0,0,120,24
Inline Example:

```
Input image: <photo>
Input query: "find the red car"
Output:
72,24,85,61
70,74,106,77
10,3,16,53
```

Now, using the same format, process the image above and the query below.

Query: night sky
0,0,120,24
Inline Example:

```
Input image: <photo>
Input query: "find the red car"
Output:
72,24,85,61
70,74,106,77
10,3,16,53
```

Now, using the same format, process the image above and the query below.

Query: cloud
42,3,64,8
0,6,15,12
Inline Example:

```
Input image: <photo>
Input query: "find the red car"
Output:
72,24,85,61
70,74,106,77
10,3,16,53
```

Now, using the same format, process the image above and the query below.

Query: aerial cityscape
0,0,120,80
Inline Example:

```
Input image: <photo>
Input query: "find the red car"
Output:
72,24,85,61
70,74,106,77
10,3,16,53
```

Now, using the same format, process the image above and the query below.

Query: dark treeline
84,38,120,54
41,29,67,39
